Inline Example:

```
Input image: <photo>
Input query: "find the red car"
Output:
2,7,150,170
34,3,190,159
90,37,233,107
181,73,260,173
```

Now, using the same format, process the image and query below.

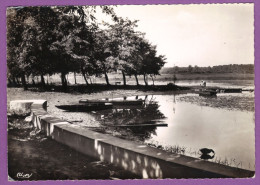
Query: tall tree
7,6,118,90
55,6,118,87
106,18,141,86
92,30,115,85
123,34,147,86
7,8,24,87
139,42,166,86
7,7,59,89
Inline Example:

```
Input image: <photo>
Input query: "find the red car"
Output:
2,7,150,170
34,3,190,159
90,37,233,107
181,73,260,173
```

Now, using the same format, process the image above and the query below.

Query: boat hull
212,88,242,93
199,91,217,96
79,99,144,105
55,103,113,112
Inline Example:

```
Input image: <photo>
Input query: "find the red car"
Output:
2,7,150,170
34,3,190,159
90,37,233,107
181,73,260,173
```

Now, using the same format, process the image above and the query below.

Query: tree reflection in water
90,98,166,141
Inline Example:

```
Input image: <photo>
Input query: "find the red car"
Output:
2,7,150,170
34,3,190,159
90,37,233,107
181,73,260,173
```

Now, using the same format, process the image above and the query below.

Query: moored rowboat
79,99,144,105
55,103,113,112
199,90,217,96
213,88,242,93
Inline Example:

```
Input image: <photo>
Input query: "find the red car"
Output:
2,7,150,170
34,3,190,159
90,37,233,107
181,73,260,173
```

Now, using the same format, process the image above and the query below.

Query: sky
107,4,254,67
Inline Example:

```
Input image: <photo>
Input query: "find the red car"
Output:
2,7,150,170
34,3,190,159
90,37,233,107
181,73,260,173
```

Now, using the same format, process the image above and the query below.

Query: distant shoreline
7,72,254,87
160,64,254,74
157,72,254,81
6,72,254,94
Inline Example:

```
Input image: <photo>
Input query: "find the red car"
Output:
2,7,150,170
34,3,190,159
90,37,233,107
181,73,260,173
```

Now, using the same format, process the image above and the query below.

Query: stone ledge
10,99,47,116
9,99,255,179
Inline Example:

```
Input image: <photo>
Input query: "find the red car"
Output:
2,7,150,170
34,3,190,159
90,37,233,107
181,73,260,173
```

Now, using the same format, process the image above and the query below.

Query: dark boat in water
79,99,144,105
211,88,242,93
55,103,113,112
199,90,217,97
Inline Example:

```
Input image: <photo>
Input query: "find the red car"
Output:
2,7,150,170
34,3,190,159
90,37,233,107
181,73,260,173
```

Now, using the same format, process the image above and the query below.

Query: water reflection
91,94,255,170
200,153,215,160
146,94,254,170
90,97,166,141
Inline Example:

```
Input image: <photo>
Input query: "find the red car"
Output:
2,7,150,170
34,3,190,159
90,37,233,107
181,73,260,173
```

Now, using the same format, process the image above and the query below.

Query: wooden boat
242,89,254,92
199,90,217,96
55,103,113,112
221,88,242,93
212,88,242,93
105,123,168,127
79,99,144,105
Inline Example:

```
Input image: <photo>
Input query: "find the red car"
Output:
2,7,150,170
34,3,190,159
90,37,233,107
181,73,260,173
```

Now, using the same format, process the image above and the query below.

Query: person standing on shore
200,81,206,87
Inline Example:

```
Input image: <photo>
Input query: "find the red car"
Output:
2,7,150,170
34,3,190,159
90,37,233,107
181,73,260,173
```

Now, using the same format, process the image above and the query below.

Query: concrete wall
9,100,255,179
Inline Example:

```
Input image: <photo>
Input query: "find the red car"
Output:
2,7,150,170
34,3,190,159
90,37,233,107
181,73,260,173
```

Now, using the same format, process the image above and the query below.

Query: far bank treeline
161,64,254,74
7,6,166,90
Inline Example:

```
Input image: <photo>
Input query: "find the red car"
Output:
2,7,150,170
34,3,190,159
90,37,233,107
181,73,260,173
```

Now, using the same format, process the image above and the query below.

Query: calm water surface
144,95,254,170
92,94,255,170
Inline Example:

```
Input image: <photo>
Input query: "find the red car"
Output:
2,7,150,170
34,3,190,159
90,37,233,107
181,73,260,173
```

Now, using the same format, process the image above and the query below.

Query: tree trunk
81,71,89,85
41,74,45,86
61,72,67,91
134,74,139,86
12,77,17,85
105,72,110,86
26,75,30,84
151,76,154,86
46,75,49,85
8,78,12,85
143,74,148,86
74,72,77,84
66,74,69,84
32,76,36,86
21,74,28,90
16,77,20,84
122,71,126,86
65,75,68,84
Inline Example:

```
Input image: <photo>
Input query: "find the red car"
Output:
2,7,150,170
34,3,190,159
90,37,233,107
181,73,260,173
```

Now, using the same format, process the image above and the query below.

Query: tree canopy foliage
7,6,166,90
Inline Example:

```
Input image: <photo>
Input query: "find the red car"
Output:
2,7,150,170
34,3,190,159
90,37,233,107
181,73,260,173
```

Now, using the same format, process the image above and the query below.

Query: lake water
91,93,255,170
173,80,254,89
